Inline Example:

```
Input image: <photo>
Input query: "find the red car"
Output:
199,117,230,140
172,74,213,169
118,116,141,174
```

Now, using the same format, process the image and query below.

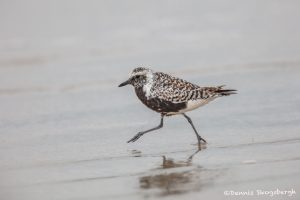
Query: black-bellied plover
119,67,236,146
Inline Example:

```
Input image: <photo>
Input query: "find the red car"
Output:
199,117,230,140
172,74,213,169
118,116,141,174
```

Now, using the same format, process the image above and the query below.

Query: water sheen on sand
0,1,300,200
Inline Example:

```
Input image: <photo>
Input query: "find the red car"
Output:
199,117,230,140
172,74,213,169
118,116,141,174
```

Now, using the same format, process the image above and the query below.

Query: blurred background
0,1,300,200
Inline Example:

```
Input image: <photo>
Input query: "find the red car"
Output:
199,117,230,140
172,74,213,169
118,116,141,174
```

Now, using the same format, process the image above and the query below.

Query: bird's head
119,67,154,88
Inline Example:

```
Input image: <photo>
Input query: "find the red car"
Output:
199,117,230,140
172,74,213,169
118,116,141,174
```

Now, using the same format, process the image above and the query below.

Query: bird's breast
135,87,187,115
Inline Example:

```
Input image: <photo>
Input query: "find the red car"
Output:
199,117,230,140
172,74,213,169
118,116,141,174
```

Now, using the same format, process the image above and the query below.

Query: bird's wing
151,72,200,103
152,73,236,103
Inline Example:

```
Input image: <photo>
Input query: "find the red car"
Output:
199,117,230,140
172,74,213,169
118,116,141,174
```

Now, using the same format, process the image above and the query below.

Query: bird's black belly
135,87,186,115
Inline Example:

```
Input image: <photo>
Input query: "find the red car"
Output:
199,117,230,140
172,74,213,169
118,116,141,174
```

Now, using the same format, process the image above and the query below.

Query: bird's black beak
118,79,131,87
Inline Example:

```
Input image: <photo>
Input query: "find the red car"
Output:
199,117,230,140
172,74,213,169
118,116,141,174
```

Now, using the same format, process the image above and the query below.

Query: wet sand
1,1,300,200
1,63,299,200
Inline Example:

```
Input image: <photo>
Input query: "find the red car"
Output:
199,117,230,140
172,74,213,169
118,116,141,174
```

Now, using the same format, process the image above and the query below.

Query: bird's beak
118,79,131,87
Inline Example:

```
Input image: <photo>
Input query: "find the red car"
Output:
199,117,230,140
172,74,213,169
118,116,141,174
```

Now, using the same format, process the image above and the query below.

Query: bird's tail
216,85,237,96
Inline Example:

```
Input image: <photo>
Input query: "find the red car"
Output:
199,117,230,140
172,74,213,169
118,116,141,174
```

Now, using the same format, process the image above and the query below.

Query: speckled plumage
126,67,236,116
119,67,236,145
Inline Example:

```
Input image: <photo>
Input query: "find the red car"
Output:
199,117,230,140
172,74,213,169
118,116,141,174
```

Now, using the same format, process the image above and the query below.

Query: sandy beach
0,1,300,199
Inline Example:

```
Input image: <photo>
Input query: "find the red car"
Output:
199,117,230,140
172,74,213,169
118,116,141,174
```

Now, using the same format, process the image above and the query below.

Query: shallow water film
1,1,300,200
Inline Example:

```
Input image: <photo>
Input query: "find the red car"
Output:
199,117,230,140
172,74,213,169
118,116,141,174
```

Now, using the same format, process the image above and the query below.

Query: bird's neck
142,73,155,99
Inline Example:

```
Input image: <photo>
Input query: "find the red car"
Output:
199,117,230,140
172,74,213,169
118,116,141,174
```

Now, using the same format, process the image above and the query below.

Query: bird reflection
139,147,205,196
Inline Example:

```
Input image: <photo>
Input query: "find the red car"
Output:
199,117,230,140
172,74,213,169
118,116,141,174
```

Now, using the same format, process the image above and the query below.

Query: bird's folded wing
152,73,221,103
158,87,222,103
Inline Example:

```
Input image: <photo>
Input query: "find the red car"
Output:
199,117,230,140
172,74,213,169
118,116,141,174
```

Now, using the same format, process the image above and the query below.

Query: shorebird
119,67,236,146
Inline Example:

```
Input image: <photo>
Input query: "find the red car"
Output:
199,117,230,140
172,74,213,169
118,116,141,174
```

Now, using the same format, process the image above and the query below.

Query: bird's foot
127,132,144,143
200,137,207,143
196,135,207,144
196,136,207,150
196,141,207,150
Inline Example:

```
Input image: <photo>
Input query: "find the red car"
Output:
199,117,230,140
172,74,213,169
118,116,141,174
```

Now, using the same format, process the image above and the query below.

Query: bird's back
151,72,230,102
151,72,199,101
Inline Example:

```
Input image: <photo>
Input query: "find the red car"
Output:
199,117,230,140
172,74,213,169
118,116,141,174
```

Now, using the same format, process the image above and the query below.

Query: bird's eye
136,75,141,79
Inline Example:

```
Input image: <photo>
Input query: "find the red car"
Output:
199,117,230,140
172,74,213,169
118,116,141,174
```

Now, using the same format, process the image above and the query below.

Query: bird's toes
127,133,142,143
200,138,207,143
127,137,136,143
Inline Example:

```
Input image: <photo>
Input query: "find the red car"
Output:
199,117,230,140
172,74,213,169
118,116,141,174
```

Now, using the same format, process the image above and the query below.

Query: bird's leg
127,115,164,143
182,113,207,145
